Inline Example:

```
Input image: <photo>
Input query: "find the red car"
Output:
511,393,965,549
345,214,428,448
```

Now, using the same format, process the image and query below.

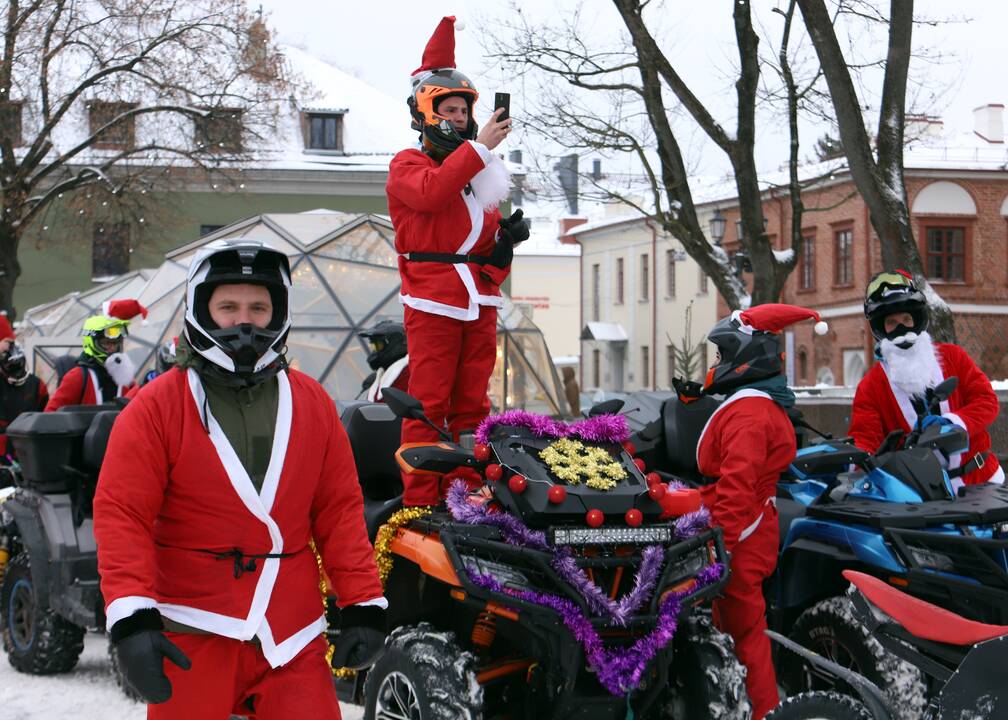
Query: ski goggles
93,325,127,340
866,270,914,299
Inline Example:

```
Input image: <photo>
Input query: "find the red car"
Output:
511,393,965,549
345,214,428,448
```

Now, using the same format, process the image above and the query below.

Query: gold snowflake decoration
539,437,627,491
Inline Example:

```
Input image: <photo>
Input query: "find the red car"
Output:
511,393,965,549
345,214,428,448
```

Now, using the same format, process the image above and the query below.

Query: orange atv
336,390,751,720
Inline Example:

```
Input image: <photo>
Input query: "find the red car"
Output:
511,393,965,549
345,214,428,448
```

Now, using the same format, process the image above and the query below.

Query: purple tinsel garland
474,409,631,446
471,562,725,697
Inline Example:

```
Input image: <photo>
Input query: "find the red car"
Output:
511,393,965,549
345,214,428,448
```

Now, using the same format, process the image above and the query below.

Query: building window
641,346,650,388
0,102,22,146
89,101,137,150
591,263,600,322
640,253,649,301
195,108,243,153
200,224,225,237
798,348,808,383
615,257,624,304
305,112,344,151
592,348,600,388
925,226,965,282
698,343,708,377
92,223,129,279
834,228,853,286
666,249,676,297
698,267,708,294
799,236,815,290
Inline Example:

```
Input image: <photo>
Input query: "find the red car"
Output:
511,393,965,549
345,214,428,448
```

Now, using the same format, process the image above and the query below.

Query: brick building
710,105,1008,386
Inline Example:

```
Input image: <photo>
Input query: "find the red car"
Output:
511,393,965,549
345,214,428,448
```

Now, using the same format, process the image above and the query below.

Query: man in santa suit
697,303,829,720
93,239,385,718
44,298,146,411
359,320,410,403
849,269,1002,488
387,15,529,506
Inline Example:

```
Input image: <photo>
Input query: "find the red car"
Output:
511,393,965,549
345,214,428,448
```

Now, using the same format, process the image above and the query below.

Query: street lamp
709,210,726,246
735,216,769,242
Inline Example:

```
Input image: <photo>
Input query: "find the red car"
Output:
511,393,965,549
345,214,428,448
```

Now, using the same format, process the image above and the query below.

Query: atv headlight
459,554,532,592
667,547,709,579
907,546,955,572
550,525,673,546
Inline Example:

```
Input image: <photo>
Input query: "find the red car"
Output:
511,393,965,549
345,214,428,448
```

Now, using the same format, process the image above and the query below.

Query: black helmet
864,269,928,347
183,239,292,381
359,320,407,371
0,342,28,386
408,68,479,160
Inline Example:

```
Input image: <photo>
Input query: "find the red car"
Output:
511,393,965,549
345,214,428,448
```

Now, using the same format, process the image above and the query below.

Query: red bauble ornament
548,485,567,504
648,483,667,501
473,443,491,462
625,509,643,527
586,509,605,527
622,441,637,456
508,474,528,494
645,472,662,487
633,458,647,472
485,464,503,482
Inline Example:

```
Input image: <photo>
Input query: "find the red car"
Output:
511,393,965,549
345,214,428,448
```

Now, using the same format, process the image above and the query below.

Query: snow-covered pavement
0,633,364,720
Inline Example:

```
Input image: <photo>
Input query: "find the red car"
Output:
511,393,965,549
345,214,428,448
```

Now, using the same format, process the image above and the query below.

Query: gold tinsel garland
539,437,627,491
374,506,434,585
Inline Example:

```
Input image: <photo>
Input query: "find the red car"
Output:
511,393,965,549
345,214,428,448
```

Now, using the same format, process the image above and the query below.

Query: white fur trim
356,597,390,609
989,466,1005,485
469,150,510,211
730,309,754,335
368,355,410,402
88,369,103,404
943,412,967,470
400,293,480,321
105,595,158,631
256,614,327,668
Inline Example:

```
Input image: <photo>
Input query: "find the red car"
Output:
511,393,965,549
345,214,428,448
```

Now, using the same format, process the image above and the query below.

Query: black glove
329,604,387,671
110,609,191,704
486,238,514,270
498,209,530,245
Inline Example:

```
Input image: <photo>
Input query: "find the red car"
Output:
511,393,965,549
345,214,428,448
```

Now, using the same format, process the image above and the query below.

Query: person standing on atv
44,299,147,411
699,303,829,720
387,15,528,506
93,239,386,718
0,315,48,456
850,269,1002,487
359,320,410,403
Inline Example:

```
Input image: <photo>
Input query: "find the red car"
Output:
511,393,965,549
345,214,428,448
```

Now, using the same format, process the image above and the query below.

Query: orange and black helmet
408,68,479,158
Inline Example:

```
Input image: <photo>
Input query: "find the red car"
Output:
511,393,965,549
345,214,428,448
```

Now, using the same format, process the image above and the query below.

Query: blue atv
626,377,1008,719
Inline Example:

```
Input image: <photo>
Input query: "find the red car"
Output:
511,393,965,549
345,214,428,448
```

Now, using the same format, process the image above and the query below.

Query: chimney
973,104,1004,143
559,217,587,244
592,158,602,180
509,149,523,165
554,153,579,215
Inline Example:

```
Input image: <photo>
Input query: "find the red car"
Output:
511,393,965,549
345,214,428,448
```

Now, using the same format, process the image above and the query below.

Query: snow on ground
0,633,364,720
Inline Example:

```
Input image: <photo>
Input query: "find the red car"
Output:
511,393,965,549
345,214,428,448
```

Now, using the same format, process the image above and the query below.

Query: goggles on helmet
865,270,914,301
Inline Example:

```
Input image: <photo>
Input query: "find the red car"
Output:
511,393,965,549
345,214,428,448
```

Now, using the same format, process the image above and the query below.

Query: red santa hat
412,15,460,78
102,298,148,323
0,313,14,341
736,303,828,336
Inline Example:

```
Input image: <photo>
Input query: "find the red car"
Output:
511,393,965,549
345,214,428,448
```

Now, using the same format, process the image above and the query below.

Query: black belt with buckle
402,252,492,265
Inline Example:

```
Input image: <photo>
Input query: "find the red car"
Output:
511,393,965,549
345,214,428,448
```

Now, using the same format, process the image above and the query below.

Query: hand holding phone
494,92,510,123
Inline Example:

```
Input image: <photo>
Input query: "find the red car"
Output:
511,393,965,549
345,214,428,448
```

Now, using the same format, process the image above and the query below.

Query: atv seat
364,496,403,542
82,411,120,472
340,401,403,501
843,569,1008,646
661,394,720,483
776,496,806,543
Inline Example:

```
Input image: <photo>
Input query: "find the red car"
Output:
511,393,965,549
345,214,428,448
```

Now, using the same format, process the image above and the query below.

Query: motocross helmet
82,315,129,363
703,312,784,396
409,69,479,160
183,238,292,380
0,342,27,385
359,320,407,371
864,269,928,348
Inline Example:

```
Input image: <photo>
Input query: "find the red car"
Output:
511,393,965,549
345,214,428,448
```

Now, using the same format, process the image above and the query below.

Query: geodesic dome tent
22,210,568,415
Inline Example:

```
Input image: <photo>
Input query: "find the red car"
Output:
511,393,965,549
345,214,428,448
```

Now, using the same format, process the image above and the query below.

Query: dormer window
89,100,137,150
304,111,345,152
0,101,23,146
195,108,244,154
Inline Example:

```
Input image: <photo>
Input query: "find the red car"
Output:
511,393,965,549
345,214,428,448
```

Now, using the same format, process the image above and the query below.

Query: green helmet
81,314,130,363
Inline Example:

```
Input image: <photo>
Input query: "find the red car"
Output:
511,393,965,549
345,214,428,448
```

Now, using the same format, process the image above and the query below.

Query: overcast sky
256,0,1006,177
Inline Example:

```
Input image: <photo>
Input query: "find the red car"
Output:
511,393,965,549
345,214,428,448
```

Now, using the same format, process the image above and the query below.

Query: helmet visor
102,325,126,340
866,271,914,300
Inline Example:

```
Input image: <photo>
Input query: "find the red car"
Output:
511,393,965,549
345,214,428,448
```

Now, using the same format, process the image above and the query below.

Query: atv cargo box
7,406,111,492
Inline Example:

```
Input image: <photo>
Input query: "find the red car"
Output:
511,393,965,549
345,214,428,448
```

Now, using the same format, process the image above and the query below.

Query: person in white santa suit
387,15,528,506
45,298,146,411
93,239,385,719
698,303,829,720
850,269,1003,488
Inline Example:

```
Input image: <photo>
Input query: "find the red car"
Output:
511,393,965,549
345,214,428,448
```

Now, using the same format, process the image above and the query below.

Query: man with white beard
849,270,1003,488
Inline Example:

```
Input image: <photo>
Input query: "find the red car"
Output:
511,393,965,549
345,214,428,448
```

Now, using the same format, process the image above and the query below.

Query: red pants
148,634,340,720
402,305,497,506
712,509,780,720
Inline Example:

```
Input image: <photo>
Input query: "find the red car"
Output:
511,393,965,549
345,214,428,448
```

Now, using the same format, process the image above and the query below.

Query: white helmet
183,238,292,379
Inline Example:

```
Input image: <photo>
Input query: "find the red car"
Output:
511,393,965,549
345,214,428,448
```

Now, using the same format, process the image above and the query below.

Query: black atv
338,390,750,720
0,403,136,693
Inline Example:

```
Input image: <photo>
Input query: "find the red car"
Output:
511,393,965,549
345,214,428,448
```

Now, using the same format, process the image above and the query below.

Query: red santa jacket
366,355,410,403
93,367,383,668
386,141,509,321
697,390,797,552
849,342,1002,486
45,365,132,411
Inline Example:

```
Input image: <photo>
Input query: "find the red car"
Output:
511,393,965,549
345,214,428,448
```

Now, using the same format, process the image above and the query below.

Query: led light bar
550,525,673,546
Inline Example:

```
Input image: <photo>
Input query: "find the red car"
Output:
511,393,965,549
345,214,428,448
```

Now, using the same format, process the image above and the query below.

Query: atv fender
776,538,855,611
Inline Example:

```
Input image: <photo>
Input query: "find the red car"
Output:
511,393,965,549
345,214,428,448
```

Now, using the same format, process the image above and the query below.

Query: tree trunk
0,219,23,320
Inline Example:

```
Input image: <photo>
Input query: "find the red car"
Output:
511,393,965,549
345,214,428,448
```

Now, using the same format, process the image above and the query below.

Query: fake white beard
105,351,136,388
470,153,510,211
878,331,942,398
